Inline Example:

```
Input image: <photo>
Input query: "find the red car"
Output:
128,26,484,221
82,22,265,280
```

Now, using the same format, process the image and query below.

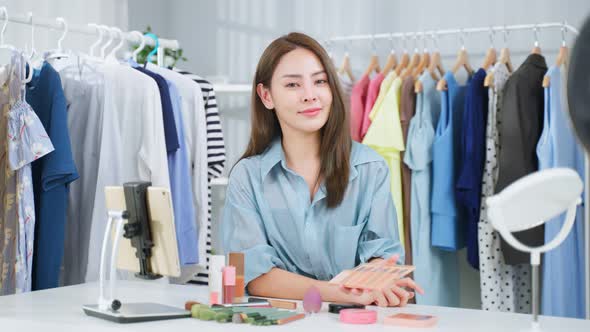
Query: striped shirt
174,68,226,285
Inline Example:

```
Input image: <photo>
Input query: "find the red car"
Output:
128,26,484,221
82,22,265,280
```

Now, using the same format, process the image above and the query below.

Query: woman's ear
256,83,275,110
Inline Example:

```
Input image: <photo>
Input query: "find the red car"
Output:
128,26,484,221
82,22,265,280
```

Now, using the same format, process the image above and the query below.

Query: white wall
127,0,169,41
0,0,128,56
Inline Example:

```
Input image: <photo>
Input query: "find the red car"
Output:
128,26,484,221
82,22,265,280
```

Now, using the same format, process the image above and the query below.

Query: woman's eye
285,82,299,88
316,79,328,85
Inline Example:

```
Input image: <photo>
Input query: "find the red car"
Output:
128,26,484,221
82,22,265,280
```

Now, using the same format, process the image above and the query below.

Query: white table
0,281,589,331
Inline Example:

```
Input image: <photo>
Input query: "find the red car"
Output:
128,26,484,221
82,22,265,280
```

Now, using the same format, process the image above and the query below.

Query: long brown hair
239,32,351,208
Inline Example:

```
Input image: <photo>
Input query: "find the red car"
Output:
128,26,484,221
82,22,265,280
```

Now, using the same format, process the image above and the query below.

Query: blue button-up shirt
222,139,403,286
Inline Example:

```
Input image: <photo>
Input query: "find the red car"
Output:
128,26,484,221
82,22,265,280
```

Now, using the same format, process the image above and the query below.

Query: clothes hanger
413,32,430,78
60,23,101,77
100,25,114,59
78,24,109,66
543,23,569,88
362,35,380,77
481,27,497,70
88,23,104,57
401,33,421,79
27,12,44,69
131,31,146,63
45,17,70,62
102,27,119,60
499,26,514,72
554,23,569,67
531,24,542,55
105,27,124,63
338,39,355,82
485,26,513,87
26,12,39,65
416,32,443,93
381,33,398,76
415,33,433,93
0,7,33,85
450,29,474,74
437,29,473,91
428,32,444,77
338,50,355,82
143,32,159,67
395,33,410,76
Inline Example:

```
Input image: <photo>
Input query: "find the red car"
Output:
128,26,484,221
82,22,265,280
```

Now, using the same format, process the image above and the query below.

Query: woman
222,32,423,307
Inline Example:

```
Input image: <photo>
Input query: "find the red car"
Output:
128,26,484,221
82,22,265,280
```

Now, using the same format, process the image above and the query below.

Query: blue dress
404,72,460,306
431,72,470,250
537,65,586,318
456,68,488,269
26,61,79,290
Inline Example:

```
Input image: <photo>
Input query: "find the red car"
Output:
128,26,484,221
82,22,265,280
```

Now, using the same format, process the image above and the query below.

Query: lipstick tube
209,255,226,305
229,252,245,300
223,266,236,304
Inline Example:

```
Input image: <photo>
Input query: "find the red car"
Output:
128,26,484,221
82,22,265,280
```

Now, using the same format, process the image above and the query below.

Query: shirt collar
523,53,547,70
352,74,370,93
260,138,285,180
260,139,382,184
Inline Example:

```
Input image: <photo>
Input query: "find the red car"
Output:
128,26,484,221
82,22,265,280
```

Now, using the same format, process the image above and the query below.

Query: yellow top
369,71,398,122
362,76,405,247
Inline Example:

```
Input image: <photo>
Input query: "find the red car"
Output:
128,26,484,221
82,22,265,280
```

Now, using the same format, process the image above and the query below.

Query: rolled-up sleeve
222,163,286,286
358,162,405,264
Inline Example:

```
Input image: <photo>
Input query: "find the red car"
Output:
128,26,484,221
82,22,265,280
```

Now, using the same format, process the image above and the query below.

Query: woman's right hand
338,284,415,307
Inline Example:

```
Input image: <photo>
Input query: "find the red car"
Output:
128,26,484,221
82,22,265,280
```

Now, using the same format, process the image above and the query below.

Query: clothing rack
214,83,251,93
327,22,579,44
328,21,589,320
0,7,179,57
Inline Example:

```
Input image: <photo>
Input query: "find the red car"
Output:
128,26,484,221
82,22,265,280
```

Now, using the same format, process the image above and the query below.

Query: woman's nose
302,95,318,103
301,84,318,103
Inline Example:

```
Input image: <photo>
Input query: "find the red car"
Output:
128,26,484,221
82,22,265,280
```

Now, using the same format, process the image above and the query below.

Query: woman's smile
298,107,322,117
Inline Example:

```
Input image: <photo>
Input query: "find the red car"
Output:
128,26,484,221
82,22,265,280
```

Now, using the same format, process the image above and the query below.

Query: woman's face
257,48,333,135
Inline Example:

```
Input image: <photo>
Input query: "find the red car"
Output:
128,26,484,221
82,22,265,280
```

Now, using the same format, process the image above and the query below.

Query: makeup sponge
303,286,322,313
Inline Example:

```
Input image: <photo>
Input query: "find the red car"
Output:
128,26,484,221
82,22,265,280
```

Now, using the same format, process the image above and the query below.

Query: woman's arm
247,267,365,303
248,259,423,306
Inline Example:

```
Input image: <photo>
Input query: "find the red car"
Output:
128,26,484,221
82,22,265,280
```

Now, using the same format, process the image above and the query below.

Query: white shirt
84,63,170,282
146,64,208,281
59,58,106,285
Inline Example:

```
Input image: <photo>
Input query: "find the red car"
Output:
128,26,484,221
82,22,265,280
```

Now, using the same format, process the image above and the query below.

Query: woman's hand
339,278,423,307
338,285,411,307
389,277,424,306
338,254,425,307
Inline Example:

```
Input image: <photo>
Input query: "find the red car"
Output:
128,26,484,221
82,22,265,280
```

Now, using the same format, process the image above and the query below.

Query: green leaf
129,25,188,66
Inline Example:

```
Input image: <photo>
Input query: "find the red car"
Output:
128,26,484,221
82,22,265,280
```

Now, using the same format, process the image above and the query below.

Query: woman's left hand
345,254,425,307
389,277,424,307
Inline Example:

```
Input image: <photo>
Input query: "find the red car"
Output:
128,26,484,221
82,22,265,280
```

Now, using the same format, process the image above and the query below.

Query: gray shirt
495,54,548,264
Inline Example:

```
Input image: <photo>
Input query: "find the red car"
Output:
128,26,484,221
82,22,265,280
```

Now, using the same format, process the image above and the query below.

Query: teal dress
404,72,460,306
431,72,470,250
